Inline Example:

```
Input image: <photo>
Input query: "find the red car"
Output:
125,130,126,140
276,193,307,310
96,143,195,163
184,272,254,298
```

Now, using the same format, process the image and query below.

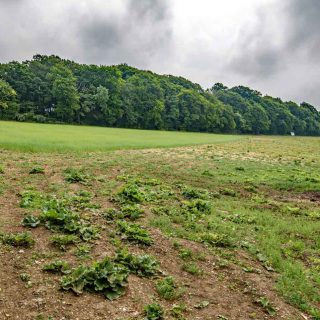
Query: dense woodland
0,54,319,135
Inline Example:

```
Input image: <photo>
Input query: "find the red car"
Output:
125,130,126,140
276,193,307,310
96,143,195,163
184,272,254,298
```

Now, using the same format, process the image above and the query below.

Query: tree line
0,54,319,135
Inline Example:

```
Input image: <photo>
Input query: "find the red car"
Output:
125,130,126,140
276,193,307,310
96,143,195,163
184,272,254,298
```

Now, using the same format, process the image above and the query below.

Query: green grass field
0,121,319,319
0,121,243,152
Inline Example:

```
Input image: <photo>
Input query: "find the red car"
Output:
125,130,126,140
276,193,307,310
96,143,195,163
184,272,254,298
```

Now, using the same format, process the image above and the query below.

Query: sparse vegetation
0,133,320,319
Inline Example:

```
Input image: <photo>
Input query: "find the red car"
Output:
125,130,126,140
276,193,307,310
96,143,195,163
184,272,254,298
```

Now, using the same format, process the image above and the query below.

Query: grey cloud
76,0,173,66
229,0,320,77
286,0,320,61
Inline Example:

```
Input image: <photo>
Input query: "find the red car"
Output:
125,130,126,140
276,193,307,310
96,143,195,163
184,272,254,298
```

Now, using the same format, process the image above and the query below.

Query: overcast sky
0,0,319,107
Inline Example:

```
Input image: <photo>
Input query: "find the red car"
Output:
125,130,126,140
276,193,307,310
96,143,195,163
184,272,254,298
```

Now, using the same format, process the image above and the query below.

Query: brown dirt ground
0,150,311,320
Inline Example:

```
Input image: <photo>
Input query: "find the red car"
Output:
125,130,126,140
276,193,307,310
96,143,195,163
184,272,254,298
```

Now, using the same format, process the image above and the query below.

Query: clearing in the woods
0,123,319,320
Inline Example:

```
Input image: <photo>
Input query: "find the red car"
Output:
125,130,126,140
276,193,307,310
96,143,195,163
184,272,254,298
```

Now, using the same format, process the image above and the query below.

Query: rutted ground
0,136,319,320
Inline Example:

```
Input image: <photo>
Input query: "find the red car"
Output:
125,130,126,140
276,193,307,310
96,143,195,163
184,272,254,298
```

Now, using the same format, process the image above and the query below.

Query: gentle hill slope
0,121,242,152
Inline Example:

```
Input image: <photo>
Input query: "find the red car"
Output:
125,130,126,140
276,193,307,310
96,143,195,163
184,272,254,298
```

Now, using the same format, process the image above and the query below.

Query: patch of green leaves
156,276,183,300
50,234,79,251
21,215,40,228
181,185,209,200
117,221,153,245
117,182,145,203
29,167,44,174
255,297,277,316
114,247,159,276
183,199,212,215
64,168,89,184
182,262,203,276
60,257,129,300
0,231,35,247
200,232,235,248
43,260,71,274
20,190,46,209
144,302,164,320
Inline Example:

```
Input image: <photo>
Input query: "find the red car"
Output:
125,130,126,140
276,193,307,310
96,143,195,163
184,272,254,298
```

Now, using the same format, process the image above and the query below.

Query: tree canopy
0,55,319,135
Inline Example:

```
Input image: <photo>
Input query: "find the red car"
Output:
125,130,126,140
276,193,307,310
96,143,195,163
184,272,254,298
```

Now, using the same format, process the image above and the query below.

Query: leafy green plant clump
50,234,79,251
41,199,81,231
64,168,89,184
117,182,145,203
183,199,212,215
40,199,99,241
60,257,129,300
220,188,237,197
43,260,71,274
114,247,159,276
182,262,203,276
200,232,235,248
117,221,153,245
255,296,277,316
144,302,164,320
20,190,46,209
0,231,35,247
21,215,40,228
181,185,209,200
103,204,144,221
29,167,45,174
156,276,183,300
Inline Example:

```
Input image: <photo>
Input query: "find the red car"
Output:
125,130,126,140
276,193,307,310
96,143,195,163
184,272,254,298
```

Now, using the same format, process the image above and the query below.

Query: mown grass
0,121,243,152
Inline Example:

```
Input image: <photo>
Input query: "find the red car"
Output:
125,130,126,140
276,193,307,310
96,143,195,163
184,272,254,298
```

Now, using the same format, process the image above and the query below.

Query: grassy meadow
0,122,319,319
0,121,242,152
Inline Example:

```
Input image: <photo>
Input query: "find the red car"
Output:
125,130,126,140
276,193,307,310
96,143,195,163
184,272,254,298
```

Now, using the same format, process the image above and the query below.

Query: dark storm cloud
0,0,173,67
77,0,173,66
286,0,320,61
229,0,320,78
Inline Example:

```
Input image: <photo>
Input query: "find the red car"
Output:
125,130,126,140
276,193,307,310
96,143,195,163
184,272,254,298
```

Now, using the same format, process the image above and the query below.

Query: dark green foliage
155,276,183,300
114,247,159,276
64,168,89,183
0,231,35,247
42,260,71,274
21,215,40,228
2,55,318,135
144,302,164,320
29,167,44,174
60,257,129,300
117,221,153,245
